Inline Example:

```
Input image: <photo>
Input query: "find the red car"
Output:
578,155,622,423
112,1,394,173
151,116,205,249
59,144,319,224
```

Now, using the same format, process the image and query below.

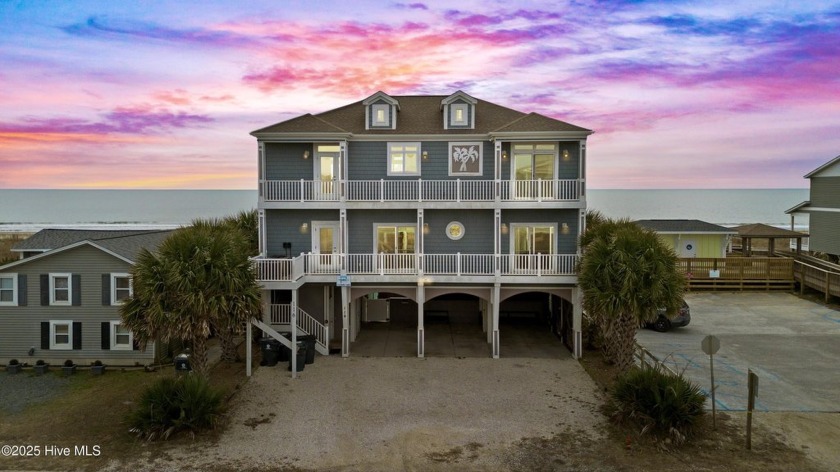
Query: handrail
270,304,328,350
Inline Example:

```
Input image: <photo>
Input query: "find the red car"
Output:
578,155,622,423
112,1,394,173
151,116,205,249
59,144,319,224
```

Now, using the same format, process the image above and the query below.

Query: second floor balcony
261,178,582,204
253,252,578,283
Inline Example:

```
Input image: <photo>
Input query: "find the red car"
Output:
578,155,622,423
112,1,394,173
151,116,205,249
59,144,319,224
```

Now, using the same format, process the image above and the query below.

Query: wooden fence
678,257,794,291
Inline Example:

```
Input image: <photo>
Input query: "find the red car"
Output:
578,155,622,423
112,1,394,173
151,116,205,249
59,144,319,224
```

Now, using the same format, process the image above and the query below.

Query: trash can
299,335,316,364
259,337,281,366
174,352,191,372
278,332,293,362
288,342,306,372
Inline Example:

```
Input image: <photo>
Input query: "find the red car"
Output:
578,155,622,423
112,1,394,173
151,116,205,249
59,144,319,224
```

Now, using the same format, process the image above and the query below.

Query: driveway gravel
0,371,71,415
115,356,606,471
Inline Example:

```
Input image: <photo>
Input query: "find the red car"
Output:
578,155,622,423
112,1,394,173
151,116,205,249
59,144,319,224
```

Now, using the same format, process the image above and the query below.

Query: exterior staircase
269,304,330,356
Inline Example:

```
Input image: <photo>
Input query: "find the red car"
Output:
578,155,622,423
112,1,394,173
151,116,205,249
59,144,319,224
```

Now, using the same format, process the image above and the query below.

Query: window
50,273,71,306
50,320,73,350
387,143,420,176
376,224,416,254
451,103,469,126
110,321,133,350
111,273,132,305
0,274,16,306
372,104,389,126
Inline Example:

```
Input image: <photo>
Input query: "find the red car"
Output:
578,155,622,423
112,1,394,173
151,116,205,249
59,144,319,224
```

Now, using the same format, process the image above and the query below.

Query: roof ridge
89,229,173,243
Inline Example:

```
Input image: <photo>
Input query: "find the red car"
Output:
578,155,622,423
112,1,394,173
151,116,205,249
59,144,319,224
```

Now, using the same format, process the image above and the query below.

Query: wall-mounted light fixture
562,149,570,161
501,150,508,160
500,223,509,235
422,223,430,234
300,222,309,234
561,222,570,234
422,151,429,160
303,150,310,159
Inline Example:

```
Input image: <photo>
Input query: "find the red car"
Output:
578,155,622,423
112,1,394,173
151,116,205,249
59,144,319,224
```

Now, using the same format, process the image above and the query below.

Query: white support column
258,209,266,257
341,285,350,357
494,209,502,276
291,289,298,378
572,287,583,359
258,142,266,204
417,209,424,275
246,319,252,377
492,284,500,358
339,209,347,271
417,283,425,358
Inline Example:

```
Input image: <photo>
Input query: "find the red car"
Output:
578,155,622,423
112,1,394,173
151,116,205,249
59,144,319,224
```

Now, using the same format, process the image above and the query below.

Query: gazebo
734,223,808,256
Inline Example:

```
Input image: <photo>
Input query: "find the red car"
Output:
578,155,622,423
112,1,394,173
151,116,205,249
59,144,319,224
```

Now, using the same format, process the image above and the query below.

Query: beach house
250,91,592,359
787,155,840,259
635,219,737,258
0,229,173,367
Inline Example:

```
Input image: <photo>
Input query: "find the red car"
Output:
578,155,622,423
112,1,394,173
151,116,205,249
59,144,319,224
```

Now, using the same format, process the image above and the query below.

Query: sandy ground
106,356,608,471
750,411,840,470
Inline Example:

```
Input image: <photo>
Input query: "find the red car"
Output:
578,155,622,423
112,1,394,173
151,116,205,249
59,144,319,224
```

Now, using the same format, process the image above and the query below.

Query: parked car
645,300,691,332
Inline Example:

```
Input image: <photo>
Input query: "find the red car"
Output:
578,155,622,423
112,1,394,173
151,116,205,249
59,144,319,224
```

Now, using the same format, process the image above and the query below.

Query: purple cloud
0,107,213,137
61,16,255,48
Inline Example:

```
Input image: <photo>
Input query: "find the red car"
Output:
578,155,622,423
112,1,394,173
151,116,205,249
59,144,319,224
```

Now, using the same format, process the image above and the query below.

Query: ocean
0,188,809,233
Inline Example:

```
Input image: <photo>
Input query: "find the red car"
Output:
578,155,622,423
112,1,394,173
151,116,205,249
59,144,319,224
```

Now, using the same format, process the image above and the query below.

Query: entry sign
701,335,720,355
336,274,351,287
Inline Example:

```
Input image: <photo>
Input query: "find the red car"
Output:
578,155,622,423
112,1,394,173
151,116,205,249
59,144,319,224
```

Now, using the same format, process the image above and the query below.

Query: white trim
449,142,483,176
0,273,17,306
111,273,132,305
0,239,135,271
50,320,73,350
372,104,389,127
110,320,133,350
50,273,72,306
451,103,469,126
387,142,421,176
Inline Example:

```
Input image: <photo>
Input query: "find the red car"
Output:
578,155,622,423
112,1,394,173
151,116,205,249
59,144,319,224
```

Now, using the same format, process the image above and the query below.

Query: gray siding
0,244,155,366
347,141,496,180
808,212,840,255
265,142,313,180
265,209,340,256
423,209,494,254
347,209,417,253
810,177,840,208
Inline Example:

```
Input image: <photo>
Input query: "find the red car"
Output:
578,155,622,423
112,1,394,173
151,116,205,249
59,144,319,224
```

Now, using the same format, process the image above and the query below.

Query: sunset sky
1,0,838,189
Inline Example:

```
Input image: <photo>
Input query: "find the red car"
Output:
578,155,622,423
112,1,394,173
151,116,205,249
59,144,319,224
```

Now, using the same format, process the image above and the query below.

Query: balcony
253,253,578,282
261,179,581,203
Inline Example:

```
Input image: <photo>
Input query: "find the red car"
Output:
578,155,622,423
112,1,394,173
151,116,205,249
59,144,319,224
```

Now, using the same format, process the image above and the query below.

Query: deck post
572,287,583,359
492,284,500,358
341,285,350,357
417,283,425,358
291,289,298,379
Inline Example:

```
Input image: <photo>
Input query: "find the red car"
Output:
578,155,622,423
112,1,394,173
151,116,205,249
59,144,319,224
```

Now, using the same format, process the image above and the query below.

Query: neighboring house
0,229,172,366
787,155,840,258
635,220,737,258
251,90,592,359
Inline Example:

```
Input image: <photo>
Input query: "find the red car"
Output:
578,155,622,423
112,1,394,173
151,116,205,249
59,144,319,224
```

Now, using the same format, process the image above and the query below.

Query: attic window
372,104,389,126
451,104,469,126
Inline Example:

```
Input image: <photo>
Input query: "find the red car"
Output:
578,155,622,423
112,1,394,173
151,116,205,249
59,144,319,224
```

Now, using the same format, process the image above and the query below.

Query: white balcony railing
262,179,580,203
254,253,578,282
269,304,329,351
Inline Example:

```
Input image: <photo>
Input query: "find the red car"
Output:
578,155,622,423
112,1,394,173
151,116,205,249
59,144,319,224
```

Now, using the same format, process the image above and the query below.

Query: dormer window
363,91,400,130
373,104,389,126
441,91,477,130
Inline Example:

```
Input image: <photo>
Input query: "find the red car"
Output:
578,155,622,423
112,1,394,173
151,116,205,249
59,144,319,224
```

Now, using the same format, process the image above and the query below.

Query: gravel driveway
118,356,606,471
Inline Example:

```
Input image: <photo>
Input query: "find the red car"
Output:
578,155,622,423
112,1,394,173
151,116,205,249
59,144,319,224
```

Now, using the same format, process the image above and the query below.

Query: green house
635,220,737,258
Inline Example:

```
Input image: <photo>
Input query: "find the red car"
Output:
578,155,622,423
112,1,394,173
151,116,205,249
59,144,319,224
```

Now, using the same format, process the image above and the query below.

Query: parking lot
635,292,840,412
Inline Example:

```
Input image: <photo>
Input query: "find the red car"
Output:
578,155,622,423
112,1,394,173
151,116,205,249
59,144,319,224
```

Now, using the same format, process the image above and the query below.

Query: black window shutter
41,322,50,349
40,274,48,306
18,274,27,306
101,322,110,350
101,274,110,306
72,322,82,350
71,274,81,306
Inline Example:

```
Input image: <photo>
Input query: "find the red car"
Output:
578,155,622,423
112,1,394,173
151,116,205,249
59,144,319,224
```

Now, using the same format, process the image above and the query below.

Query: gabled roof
441,90,477,107
785,201,811,214
635,219,737,234
362,91,400,109
3,229,173,271
252,93,592,137
804,155,840,178
733,223,807,238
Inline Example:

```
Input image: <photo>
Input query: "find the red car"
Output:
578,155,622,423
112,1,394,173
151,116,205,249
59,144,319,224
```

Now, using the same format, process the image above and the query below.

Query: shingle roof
733,223,807,238
635,219,738,234
252,94,591,136
12,229,173,262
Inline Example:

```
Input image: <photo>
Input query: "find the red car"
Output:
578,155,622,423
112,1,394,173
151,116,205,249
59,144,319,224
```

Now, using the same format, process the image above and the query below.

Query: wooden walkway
678,257,794,291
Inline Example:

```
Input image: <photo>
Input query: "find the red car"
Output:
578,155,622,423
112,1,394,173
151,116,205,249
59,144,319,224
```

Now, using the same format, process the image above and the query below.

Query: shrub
64,359,74,367
35,359,46,366
93,360,103,366
127,375,224,441
608,364,706,444
8,359,19,365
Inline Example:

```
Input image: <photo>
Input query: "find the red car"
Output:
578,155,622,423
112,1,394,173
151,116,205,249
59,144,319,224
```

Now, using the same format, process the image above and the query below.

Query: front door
680,239,697,258
315,145,340,200
312,221,340,271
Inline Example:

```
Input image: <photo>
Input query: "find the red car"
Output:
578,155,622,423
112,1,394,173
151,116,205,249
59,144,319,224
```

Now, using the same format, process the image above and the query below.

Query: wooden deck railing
793,260,840,302
678,257,794,291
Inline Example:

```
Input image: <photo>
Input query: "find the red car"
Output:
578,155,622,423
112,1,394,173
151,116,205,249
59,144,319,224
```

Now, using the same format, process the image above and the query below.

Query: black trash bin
299,335,316,364
288,342,306,372
278,332,293,362
260,337,281,366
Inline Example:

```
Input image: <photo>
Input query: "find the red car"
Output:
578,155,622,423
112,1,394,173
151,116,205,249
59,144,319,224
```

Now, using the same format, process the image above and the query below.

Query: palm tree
578,215,686,374
121,222,261,377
